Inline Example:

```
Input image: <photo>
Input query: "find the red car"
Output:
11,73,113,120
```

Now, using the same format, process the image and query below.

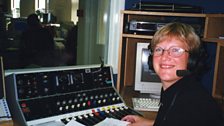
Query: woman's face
153,37,189,89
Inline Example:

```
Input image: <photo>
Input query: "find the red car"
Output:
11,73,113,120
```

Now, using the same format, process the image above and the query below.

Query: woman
122,22,223,126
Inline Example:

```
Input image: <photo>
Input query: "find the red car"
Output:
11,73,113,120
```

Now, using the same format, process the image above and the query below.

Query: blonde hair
151,22,200,52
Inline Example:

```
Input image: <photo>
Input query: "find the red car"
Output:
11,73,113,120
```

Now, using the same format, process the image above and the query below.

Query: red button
88,101,91,106
21,103,26,108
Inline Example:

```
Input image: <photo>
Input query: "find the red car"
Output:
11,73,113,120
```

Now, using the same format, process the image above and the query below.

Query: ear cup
148,52,154,70
147,43,154,71
187,44,208,74
187,51,198,72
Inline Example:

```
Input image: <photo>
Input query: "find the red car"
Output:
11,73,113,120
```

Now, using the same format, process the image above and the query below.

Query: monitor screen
0,57,5,99
135,42,162,97
141,48,160,82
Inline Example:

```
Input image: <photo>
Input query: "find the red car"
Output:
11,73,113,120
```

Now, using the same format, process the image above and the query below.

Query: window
35,0,46,11
2,0,124,73
11,0,20,18
11,0,20,9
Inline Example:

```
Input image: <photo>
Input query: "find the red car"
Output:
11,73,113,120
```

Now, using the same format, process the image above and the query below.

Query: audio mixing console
5,65,140,126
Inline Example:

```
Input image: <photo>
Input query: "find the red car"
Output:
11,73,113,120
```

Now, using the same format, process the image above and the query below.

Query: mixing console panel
5,65,140,126
15,66,112,99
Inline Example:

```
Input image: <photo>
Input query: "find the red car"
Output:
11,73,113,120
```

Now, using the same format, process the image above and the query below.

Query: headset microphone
176,70,191,77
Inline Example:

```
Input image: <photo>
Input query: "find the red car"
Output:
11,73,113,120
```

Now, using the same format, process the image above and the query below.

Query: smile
160,64,174,69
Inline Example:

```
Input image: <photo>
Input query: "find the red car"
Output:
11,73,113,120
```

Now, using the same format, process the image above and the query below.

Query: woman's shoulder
179,77,222,112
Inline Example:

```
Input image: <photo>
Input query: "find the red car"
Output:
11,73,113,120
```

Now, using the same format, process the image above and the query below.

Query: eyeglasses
153,46,189,57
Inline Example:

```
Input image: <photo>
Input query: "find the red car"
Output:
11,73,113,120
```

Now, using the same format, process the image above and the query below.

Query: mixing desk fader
5,65,140,126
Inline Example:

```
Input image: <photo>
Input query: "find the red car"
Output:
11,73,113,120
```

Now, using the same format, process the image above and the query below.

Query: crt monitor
134,42,162,97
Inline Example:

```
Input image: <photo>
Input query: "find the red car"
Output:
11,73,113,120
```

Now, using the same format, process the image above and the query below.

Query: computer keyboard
132,98,160,112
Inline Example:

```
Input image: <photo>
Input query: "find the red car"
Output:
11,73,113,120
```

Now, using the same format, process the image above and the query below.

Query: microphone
176,70,191,77
99,56,104,68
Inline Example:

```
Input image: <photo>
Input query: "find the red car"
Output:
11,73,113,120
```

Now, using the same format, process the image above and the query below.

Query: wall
77,0,110,65
124,0,224,93
107,0,125,73
49,0,72,23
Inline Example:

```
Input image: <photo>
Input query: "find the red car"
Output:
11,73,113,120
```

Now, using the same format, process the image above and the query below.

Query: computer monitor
134,42,162,98
0,57,5,99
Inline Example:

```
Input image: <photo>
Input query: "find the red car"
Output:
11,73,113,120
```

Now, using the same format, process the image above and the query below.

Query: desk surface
120,86,158,120
0,120,13,126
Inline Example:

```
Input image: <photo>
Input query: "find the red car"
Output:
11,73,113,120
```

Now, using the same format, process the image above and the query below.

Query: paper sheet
95,118,130,126
65,118,130,126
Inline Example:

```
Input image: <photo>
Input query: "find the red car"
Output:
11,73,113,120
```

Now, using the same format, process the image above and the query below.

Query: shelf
122,34,153,39
122,10,206,17
202,38,224,100
117,10,224,99
202,38,224,43
213,44,224,100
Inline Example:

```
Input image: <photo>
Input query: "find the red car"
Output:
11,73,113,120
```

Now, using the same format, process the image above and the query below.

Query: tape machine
127,20,166,34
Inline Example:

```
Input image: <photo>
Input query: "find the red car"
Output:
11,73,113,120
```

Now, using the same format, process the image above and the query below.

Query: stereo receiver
128,20,166,34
